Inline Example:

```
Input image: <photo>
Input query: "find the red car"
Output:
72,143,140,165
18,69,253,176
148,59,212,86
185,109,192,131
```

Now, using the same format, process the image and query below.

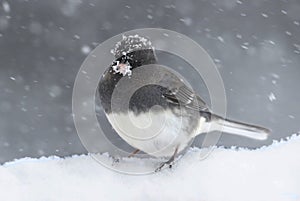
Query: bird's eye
112,61,118,66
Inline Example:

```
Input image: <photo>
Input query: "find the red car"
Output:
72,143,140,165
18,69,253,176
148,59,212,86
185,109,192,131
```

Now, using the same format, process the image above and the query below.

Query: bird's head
110,35,157,76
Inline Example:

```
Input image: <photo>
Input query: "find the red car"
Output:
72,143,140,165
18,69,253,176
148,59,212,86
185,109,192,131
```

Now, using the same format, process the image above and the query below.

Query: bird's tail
206,114,270,140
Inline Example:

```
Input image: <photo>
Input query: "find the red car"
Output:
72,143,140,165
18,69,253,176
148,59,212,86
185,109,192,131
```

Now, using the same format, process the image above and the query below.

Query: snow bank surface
1,135,300,201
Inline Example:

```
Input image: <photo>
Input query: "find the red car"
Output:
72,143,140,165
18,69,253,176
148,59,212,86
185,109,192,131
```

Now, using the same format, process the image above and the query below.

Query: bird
98,35,271,171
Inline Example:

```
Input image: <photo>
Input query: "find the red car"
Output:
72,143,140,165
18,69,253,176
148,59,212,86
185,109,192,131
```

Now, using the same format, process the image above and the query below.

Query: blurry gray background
0,0,299,164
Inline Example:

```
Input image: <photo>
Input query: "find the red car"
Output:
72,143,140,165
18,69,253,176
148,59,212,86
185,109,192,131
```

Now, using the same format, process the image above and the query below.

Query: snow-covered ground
1,135,300,201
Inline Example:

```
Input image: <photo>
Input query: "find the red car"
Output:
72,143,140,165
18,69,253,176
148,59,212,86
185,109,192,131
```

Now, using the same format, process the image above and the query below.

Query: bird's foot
155,160,175,172
155,146,179,172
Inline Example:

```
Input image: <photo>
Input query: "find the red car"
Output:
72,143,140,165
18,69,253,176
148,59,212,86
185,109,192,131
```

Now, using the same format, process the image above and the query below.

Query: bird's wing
163,85,209,111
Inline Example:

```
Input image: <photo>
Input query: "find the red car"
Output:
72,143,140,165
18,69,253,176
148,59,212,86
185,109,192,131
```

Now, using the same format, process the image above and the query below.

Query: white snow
236,34,242,39
180,17,192,26
288,115,295,119
111,34,153,58
217,36,224,43
48,85,62,98
281,10,287,15
241,45,249,50
81,45,91,55
261,13,269,18
271,73,280,79
1,135,300,201
268,92,276,102
2,1,10,13
286,31,292,36
269,40,275,45
147,14,153,19
49,56,56,61
111,60,132,76
74,34,80,39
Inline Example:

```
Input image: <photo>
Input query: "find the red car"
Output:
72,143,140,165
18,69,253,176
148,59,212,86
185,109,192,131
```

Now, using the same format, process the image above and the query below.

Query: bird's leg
128,149,140,158
111,149,140,166
155,146,179,172
111,149,140,165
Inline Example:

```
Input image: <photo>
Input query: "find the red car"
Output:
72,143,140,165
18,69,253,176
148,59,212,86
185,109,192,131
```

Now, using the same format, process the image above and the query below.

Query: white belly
107,109,195,157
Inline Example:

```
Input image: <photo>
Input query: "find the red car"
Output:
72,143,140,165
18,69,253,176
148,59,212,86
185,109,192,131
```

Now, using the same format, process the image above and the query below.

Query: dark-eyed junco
98,35,270,171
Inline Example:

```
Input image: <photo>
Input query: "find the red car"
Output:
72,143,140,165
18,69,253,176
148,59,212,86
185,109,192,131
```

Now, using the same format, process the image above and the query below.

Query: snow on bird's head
111,59,132,77
111,34,154,59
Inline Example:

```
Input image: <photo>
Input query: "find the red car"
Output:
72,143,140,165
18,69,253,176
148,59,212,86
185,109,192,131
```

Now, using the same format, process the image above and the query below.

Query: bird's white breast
106,109,196,158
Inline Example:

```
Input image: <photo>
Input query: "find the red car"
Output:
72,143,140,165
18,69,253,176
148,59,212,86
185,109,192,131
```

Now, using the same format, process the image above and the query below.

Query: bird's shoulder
162,84,209,112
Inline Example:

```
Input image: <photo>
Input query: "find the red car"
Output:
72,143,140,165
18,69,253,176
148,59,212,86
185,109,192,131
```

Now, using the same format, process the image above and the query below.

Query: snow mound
1,135,300,201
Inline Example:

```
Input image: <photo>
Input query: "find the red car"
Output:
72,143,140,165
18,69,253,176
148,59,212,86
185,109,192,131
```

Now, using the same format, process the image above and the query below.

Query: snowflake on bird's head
111,54,133,77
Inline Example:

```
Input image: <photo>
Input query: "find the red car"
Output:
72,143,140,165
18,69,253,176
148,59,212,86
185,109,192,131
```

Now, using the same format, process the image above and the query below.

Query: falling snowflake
285,31,292,36
74,35,80,39
268,92,276,102
147,15,153,19
81,45,91,55
2,1,10,13
261,13,268,18
281,10,287,15
217,36,224,43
